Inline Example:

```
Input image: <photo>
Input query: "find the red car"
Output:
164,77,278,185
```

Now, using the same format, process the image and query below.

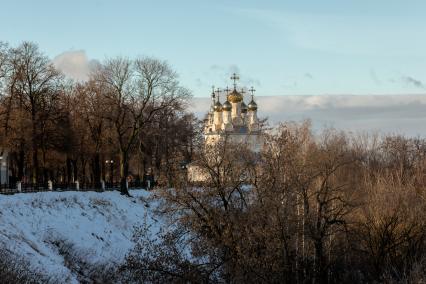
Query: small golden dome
248,100,257,111
213,101,223,112
228,89,243,103
222,100,232,111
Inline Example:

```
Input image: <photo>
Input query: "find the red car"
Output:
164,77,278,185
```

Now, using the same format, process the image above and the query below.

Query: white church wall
205,133,263,153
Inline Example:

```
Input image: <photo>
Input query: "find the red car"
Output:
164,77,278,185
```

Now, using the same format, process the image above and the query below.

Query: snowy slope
0,190,160,283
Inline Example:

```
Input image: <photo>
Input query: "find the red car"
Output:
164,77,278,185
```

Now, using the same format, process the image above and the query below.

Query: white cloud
198,64,261,89
190,95,426,137
52,50,99,82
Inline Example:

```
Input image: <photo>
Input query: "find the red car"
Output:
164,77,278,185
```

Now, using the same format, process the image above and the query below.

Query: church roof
248,100,258,111
228,89,243,103
222,100,232,111
241,101,248,113
213,100,223,112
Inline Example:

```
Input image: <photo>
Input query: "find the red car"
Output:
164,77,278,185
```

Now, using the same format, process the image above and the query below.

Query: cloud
304,73,313,80
401,76,425,89
244,77,261,87
52,50,99,82
190,95,426,137
204,64,261,88
228,65,240,75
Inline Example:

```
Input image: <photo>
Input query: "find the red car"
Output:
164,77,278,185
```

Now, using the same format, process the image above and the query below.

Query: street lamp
105,160,114,185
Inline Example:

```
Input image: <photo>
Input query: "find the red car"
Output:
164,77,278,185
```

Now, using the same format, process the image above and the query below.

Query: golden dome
248,100,257,111
213,101,223,112
228,89,243,103
222,100,232,111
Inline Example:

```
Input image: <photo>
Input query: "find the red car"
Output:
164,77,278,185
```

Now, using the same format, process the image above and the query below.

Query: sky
191,95,426,137
1,0,426,97
1,0,426,136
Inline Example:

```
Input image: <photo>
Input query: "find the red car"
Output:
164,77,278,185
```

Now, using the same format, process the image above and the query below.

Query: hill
0,190,158,283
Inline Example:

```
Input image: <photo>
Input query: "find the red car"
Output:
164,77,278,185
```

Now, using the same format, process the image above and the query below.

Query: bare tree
8,42,63,184
68,80,109,187
93,57,190,195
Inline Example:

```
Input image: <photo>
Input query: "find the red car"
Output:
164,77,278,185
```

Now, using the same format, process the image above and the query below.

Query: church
203,73,263,152
187,74,264,182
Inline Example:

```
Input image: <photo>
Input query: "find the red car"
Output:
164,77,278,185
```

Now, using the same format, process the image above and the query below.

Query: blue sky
1,0,426,97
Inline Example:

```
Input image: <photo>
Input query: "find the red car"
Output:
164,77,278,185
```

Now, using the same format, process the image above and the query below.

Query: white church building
188,74,264,182
203,73,263,152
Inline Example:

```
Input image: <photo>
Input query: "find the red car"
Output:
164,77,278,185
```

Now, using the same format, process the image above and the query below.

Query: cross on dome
249,86,256,100
211,86,216,109
230,73,239,89
215,88,221,102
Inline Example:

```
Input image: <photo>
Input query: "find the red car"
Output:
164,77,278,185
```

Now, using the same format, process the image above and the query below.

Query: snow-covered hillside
0,190,160,283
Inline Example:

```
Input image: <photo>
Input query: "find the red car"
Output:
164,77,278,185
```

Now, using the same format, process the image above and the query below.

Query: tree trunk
92,153,101,188
32,145,38,184
71,159,78,183
17,148,24,181
81,159,87,185
120,151,130,196
66,157,72,186
31,111,39,185
101,155,106,184
315,239,327,284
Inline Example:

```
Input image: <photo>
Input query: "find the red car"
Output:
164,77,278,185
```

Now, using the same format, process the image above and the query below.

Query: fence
0,181,148,195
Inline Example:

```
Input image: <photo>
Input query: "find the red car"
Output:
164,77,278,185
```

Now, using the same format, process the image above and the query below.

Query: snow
0,189,161,283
